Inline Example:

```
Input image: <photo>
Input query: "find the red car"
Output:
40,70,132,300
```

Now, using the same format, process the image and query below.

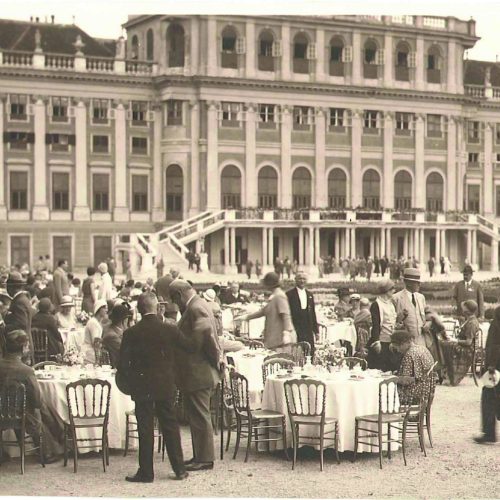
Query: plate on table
36,373,55,380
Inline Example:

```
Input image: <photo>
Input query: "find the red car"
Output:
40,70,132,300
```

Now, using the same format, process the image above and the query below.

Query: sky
2,0,500,62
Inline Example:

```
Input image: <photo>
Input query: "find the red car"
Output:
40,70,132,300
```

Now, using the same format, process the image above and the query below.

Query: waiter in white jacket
97,262,113,301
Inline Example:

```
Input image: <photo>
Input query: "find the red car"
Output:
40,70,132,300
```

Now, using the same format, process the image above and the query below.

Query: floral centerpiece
314,343,346,368
56,346,84,366
76,311,90,325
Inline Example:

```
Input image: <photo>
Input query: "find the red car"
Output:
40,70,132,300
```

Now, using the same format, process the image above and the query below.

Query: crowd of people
0,255,498,480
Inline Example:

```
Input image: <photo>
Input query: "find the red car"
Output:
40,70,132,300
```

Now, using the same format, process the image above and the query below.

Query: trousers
184,387,215,463
135,398,185,479
481,385,499,441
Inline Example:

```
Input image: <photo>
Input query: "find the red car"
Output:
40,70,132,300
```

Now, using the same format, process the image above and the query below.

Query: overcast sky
2,0,500,62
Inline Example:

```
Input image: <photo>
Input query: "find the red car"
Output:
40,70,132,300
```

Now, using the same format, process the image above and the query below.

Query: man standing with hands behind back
453,265,484,320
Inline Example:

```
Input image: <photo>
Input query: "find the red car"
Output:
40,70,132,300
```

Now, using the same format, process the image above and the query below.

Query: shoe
473,435,496,444
42,454,60,465
169,471,189,480
185,461,214,472
183,457,195,465
125,473,154,483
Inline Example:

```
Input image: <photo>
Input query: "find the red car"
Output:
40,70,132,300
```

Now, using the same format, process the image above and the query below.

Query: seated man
102,304,132,368
0,330,61,462
334,287,353,320
221,282,248,305
32,298,64,358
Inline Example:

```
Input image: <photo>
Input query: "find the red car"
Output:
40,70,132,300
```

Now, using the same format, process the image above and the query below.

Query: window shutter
236,37,246,54
408,51,417,68
45,133,52,145
306,42,317,60
67,106,75,118
272,40,282,57
68,135,76,146
342,46,353,63
3,132,10,143
107,108,116,120
375,50,385,65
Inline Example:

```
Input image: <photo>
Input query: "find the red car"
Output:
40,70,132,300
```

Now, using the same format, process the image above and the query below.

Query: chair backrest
262,357,295,386
31,328,48,363
229,371,250,416
66,378,111,423
0,381,26,428
318,324,327,344
247,340,264,350
263,352,294,363
284,378,326,420
74,297,83,315
94,346,111,366
33,361,62,370
290,342,311,366
343,357,368,370
377,377,400,417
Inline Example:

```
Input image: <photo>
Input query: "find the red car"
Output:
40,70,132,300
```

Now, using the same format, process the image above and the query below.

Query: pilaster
383,111,394,208
207,17,217,76
113,102,129,222
351,31,362,85
206,101,219,210
315,28,325,81
0,98,6,219
447,39,456,94
245,103,257,207
190,17,200,75
351,109,362,207
281,105,292,208
315,107,326,207
74,100,90,220
484,123,493,215
383,33,393,87
152,103,164,222
33,98,49,220
245,20,256,79
415,114,426,209
189,101,200,215
281,23,291,81
415,36,425,91
447,117,457,210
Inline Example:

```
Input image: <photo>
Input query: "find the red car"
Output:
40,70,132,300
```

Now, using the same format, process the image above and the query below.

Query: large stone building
1,14,500,275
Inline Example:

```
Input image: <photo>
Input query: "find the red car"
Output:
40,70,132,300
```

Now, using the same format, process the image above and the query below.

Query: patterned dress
397,344,436,406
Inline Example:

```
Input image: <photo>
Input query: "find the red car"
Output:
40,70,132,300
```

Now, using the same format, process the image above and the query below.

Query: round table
262,372,399,453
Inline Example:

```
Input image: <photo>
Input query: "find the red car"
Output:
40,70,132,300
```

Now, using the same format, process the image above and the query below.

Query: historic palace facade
1,15,500,274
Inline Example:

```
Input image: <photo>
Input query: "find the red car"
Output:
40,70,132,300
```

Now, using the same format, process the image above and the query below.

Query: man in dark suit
453,265,484,319
168,280,222,472
221,282,248,305
117,292,188,482
31,298,64,358
286,271,318,355
53,259,70,309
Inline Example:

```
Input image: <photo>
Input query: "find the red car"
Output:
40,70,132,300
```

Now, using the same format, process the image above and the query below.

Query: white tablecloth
59,328,85,349
323,321,357,347
262,373,399,453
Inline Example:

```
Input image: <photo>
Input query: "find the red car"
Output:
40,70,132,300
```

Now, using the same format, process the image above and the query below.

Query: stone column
447,40,456,94
380,228,386,257
281,23,291,80
206,101,219,209
335,230,340,258
298,227,304,265
403,230,409,258
441,229,447,258
415,114,426,208
268,228,274,266
315,107,326,207
245,20,256,79
245,103,257,207
447,117,457,210
224,227,230,267
351,110,362,207
456,119,465,208
307,228,314,266
484,123,493,215
152,103,164,222
491,238,498,271
350,228,356,258
262,227,268,266
190,17,199,75
472,230,478,268
207,17,217,76
436,229,441,261
420,229,425,263
315,28,325,81
369,231,375,257
345,227,351,258
230,227,236,266
415,35,425,91
466,229,472,264
33,98,49,220
189,101,200,215
386,228,392,259
351,30,362,85
113,102,128,221
383,112,394,208
281,105,292,208
314,228,320,265
73,100,90,220
0,99,5,219
383,32,393,87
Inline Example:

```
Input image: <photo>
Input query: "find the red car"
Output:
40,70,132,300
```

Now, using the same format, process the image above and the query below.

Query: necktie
412,294,417,308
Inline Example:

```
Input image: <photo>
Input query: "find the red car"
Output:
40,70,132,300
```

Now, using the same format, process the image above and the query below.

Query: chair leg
106,431,110,466
123,415,129,457
233,418,241,459
402,419,408,467
335,422,340,465
352,420,358,463
471,357,478,386
418,415,427,457
20,431,25,475
225,412,232,452
63,426,68,467
387,424,392,460
377,422,383,470
319,423,325,472
101,428,107,473
39,432,45,468
72,428,78,473
291,421,297,470
244,418,252,463
281,416,289,461
426,407,433,448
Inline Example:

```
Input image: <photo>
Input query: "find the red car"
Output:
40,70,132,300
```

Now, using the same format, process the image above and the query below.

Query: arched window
395,41,411,82
258,166,278,208
293,33,309,74
329,36,344,76
221,165,241,208
363,39,378,79
146,29,154,61
427,45,442,83
221,26,238,69
130,35,139,60
362,169,380,209
292,167,312,208
426,172,444,211
394,171,412,210
167,24,185,67
328,169,347,208
165,164,183,220
258,30,275,72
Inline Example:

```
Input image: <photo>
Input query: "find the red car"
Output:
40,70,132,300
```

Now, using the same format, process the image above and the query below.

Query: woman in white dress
82,299,108,364
444,256,452,276
55,295,77,329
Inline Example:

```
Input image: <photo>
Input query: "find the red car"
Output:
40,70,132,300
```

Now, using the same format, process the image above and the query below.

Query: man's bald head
137,292,158,315
168,279,195,310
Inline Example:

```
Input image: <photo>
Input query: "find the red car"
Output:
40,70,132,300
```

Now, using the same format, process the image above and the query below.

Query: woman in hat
334,287,353,320
32,297,64,357
441,299,479,385
422,306,447,382
203,289,223,337
82,299,108,364
55,295,77,329
353,297,372,358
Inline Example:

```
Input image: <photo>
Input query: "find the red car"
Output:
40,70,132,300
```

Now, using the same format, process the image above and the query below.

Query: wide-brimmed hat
360,297,370,307
461,300,478,315
6,271,26,285
377,279,395,295
403,268,420,282
350,293,361,301
261,272,280,288
38,297,54,314
336,286,351,297
203,289,216,302
110,304,132,322
60,295,74,308
94,299,108,315
97,262,108,274
390,327,413,345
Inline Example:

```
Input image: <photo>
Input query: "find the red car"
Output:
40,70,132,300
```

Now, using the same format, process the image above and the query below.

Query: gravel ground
1,376,497,499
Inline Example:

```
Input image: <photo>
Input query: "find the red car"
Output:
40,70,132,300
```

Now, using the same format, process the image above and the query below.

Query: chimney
51,15,55,24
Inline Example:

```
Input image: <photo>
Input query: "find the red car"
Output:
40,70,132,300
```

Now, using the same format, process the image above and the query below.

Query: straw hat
403,268,421,282
60,295,74,308
203,289,216,302
93,299,108,315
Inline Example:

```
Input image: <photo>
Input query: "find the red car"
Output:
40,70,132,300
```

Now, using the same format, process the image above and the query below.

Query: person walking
245,260,253,279
255,259,262,278
156,256,165,280
118,292,188,482
98,262,113,301
428,257,435,278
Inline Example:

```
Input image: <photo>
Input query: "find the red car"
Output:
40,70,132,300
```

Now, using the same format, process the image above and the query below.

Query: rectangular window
329,108,346,130
10,236,30,267
395,112,413,136
293,106,312,130
51,97,69,122
131,137,148,155
468,152,479,166
427,114,443,138
92,135,110,153
92,173,110,211
7,132,32,150
467,184,480,213
258,104,276,129
9,94,28,120
131,101,148,126
363,110,379,134
47,133,72,152
92,99,109,124
10,171,28,210
52,172,69,210
220,102,241,127
132,174,148,212
467,121,480,143
166,100,183,126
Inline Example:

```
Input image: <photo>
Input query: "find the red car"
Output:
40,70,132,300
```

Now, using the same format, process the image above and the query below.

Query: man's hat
350,293,361,301
38,297,54,313
403,268,421,282
336,287,351,297
168,279,193,295
462,265,473,274
261,272,280,288
6,271,26,285
110,304,132,322
377,279,395,295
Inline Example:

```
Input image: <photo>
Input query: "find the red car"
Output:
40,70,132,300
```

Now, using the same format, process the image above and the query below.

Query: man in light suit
168,280,222,472
453,265,484,319
286,271,318,355
392,268,427,347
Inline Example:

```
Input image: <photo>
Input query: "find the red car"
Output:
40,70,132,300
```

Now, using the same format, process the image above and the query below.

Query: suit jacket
53,267,69,306
286,287,318,346
31,312,64,357
453,280,484,318
117,314,181,401
221,291,248,305
485,320,500,370
175,295,221,393
5,291,34,358
392,289,426,346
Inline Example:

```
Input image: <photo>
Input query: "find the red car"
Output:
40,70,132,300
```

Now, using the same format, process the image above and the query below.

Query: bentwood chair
353,377,410,469
123,410,164,459
229,371,288,462
263,352,295,363
470,328,485,387
221,366,238,457
343,357,368,370
0,381,45,474
262,358,295,387
31,328,49,364
290,342,311,367
33,361,62,370
284,378,339,471
64,379,111,473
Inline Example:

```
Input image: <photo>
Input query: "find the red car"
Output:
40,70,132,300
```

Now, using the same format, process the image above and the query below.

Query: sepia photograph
0,0,498,498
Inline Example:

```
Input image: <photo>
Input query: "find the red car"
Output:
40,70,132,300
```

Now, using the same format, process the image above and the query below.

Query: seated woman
82,299,108,364
55,295,77,329
422,306,448,382
102,304,131,368
441,299,479,386
390,328,436,407
32,298,64,357
354,297,372,358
